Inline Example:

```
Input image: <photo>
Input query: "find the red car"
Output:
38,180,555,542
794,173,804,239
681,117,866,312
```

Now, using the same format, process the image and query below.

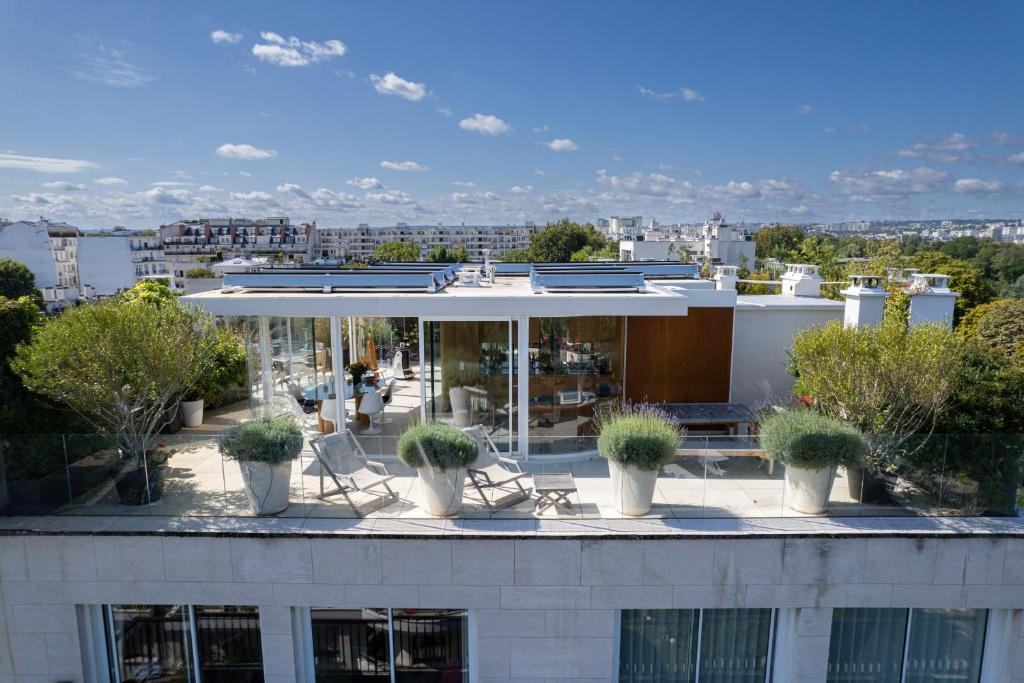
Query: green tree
908,252,995,321
0,297,44,433
118,279,179,306
960,299,1024,364
185,267,217,279
0,258,42,307
753,224,804,260
498,248,532,263
426,245,468,263
372,241,421,262
12,296,218,462
528,219,608,262
570,241,619,262
790,320,965,468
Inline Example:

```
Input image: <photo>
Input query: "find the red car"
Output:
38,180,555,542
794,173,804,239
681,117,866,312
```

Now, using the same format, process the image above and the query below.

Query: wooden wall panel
625,309,733,403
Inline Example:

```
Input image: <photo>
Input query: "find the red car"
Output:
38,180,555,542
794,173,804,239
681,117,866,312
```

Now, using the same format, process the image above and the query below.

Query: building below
619,212,756,266
77,230,167,297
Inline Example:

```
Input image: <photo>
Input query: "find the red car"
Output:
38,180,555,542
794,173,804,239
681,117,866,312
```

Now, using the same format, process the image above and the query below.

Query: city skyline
1,1,1023,228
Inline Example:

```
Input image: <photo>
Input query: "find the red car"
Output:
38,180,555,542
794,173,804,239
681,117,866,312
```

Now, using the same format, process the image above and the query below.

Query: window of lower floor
618,608,774,682
311,608,467,682
104,604,263,683
826,608,988,683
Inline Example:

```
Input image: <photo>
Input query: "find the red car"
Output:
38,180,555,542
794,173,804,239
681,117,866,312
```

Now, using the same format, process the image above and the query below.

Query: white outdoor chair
462,424,531,510
378,378,398,424
309,430,398,515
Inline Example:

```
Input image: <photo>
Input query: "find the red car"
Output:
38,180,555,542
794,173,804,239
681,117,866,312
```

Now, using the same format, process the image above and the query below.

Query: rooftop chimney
781,263,821,297
908,274,959,328
713,265,738,291
842,275,887,327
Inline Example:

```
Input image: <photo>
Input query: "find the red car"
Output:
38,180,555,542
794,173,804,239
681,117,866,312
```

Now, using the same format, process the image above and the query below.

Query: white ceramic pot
784,464,836,514
609,460,659,516
180,399,204,428
238,460,293,515
417,466,466,516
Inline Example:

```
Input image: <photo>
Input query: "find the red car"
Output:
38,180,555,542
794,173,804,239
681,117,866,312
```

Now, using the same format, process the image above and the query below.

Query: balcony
2,428,1018,521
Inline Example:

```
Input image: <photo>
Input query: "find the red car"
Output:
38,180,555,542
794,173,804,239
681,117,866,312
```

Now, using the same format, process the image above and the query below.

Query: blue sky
1,0,1022,228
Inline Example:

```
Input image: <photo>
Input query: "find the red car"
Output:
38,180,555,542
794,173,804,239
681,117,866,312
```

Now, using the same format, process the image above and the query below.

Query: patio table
661,402,758,435
533,473,577,513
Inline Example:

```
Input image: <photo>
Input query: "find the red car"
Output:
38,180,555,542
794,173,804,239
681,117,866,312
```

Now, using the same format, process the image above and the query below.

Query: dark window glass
699,609,772,683
108,605,194,683
392,609,468,683
312,609,391,682
194,606,264,683
619,609,700,682
827,608,908,683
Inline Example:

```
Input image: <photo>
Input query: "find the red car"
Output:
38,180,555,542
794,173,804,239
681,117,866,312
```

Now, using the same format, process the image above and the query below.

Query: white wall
0,221,59,288
731,304,842,405
77,236,136,296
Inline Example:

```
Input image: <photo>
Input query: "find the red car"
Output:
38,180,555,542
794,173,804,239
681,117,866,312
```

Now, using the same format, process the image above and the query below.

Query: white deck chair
309,431,398,515
462,424,531,510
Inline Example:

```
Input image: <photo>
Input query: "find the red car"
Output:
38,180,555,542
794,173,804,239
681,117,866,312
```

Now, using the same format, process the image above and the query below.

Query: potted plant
180,331,247,428
220,416,303,515
180,389,205,428
113,444,175,506
760,409,868,514
397,422,478,516
348,361,371,386
596,402,682,516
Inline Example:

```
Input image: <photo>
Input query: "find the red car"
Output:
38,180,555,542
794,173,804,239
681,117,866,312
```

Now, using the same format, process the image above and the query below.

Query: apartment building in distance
619,212,757,266
159,216,317,287
0,218,80,308
77,230,168,297
317,222,538,261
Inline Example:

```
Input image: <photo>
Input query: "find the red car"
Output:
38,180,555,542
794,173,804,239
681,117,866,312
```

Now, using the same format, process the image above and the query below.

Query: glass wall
424,320,517,452
105,605,263,683
619,608,773,682
827,608,988,683
527,316,624,454
311,608,468,682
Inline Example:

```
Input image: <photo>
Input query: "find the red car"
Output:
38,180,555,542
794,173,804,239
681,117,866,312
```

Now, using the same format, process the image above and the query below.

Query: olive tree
790,320,964,468
12,296,217,464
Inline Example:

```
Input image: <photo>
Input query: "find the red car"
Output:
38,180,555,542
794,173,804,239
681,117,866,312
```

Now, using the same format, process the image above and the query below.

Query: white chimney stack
908,274,959,328
713,265,738,291
842,275,887,327
781,263,821,297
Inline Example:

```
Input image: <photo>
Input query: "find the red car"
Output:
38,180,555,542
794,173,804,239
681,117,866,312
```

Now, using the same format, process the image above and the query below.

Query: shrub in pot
596,402,681,516
220,416,303,515
760,409,868,514
397,422,478,516
181,331,248,427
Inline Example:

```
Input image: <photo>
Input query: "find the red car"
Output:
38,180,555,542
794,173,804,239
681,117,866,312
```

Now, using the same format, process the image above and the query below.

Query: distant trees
426,245,468,263
372,241,421,262
510,219,612,263
0,258,42,307
754,224,805,260
185,267,216,279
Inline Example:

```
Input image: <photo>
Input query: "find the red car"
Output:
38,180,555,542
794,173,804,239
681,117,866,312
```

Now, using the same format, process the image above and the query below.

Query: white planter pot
238,460,293,515
417,466,466,517
180,399,204,428
608,460,659,516
784,464,836,514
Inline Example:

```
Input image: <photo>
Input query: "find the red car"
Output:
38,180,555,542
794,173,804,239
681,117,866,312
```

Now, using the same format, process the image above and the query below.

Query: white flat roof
182,274,693,317
736,294,845,311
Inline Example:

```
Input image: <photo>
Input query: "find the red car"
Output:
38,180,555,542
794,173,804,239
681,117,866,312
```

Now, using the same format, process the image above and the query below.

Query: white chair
391,352,405,380
309,431,397,515
449,387,472,427
462,425,531,510
358,390,385,435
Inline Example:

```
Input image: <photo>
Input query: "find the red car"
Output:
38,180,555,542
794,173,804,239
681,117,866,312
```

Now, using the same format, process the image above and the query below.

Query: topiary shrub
760,409,867,470
397,422,478,471
220,416,303,465
595,402,682,472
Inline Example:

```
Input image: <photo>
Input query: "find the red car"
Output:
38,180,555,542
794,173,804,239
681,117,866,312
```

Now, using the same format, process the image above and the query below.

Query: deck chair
309,431,398,516
462,424,531,510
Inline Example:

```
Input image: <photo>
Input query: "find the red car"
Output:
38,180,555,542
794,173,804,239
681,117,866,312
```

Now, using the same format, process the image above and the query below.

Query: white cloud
41,181,87,191
534,169,546,176
71,43,154,87
0,152,97,174
238,171,253,177
215,143,278,160
366,190,419,206
380,160,428,172
935,132,976,151
546,138,579,152
798,103,813,115
252,31,346,67
94,176,127,185
198,185,221,192
459,113,511,135
533,125,550,133
635,84,704,102
451,191,499,204
829,167,949,201
955,178,1005,194
151,181,193,187
452,181,476,187
437,107,453,117
138,187,192,205
346,176,382,189
211,29,243,45
276,183,362,208
992,131,1018,146
369,72,427,101
510,185,534,194
230,190,275,202
1007,151,1024,165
